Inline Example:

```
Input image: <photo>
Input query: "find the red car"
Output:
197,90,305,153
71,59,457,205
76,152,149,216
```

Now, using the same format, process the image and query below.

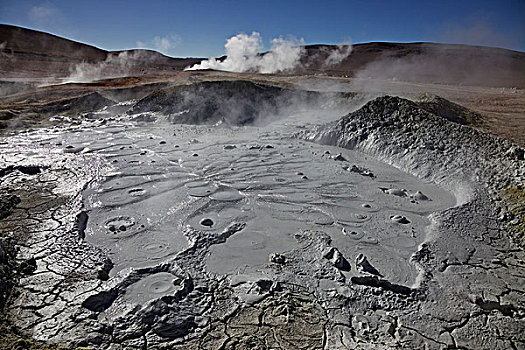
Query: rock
269,253,286,264
346,164,375,178
504,146,524,161
76,211,89,239
82,290,119,312
350,275,412,295
323,247,351,271
381,188,408,197
390,215,411,224
332,153,347,161
97,260,113,281
355,254,382,276
19,256,37,275
412,191,430,201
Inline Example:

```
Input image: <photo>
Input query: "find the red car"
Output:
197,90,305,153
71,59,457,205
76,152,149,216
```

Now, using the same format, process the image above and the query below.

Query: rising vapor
324,42,353,66
185,32,305,74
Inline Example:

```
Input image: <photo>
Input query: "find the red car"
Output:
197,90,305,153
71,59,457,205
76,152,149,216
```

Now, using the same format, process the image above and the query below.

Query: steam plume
65,51,147,83
185,32,305,74
324,42,353,66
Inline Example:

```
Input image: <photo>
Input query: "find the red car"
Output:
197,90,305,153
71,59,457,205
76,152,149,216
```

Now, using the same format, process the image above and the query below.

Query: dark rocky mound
128,80,317,126
416,94,485,127
38,92,115,116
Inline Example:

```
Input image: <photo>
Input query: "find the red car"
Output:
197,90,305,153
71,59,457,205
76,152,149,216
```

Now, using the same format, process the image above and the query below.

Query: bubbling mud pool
0,99,464,347
38,107,456,299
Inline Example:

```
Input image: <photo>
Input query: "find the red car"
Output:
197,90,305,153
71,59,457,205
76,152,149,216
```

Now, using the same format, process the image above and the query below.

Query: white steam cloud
0,41,9,57
65,51,145,83
185,32,305,74
324,41,353,66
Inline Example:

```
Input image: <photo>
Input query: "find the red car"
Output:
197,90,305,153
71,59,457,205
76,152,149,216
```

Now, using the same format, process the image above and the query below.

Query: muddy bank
298,95,524,235
298,95,525,348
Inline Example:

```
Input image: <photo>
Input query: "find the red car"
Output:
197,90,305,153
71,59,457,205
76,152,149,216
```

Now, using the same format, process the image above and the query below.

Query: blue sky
1,0,524,57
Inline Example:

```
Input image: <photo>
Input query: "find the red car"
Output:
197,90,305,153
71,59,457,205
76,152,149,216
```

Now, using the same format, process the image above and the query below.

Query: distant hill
1,24,524,87
302,42,525,88
0,24,201,80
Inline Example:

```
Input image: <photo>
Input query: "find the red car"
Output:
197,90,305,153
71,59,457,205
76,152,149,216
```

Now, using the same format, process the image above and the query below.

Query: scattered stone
64,146,85,154
412,190,430,201
381,187,408,197
355,254,382,276
390,215,411,224
82,290,119,312
323,247,351,271
346,164,375,178
269,253,286,264
19,256,37,275
332,153,347,161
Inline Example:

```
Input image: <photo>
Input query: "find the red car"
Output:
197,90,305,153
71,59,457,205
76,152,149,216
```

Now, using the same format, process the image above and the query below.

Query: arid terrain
0,25,524,350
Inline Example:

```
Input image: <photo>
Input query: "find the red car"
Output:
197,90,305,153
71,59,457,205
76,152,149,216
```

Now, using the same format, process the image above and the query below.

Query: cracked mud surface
0,80,524,349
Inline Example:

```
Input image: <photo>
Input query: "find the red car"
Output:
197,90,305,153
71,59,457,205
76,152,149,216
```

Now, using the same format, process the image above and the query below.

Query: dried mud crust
0,146,107,349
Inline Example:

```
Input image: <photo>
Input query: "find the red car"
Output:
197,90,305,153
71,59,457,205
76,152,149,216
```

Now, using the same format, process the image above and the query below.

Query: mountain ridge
1,24,524,87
